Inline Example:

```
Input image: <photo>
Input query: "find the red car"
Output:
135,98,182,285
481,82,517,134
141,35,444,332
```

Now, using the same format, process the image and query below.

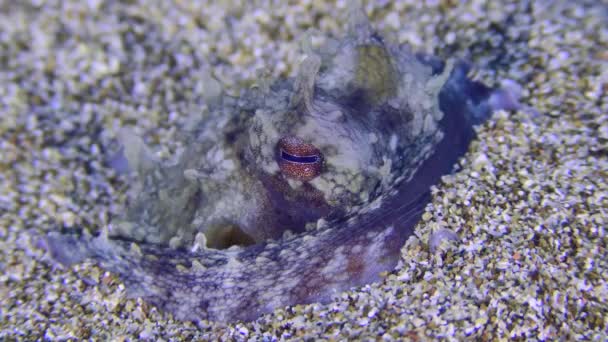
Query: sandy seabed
0,1,606,340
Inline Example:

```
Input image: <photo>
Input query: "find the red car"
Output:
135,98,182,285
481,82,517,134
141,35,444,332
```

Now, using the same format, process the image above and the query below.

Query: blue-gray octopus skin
44,14,518,322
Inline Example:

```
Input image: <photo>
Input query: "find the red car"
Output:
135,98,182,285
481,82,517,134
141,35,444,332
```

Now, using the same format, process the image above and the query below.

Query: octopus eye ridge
280,149,319,164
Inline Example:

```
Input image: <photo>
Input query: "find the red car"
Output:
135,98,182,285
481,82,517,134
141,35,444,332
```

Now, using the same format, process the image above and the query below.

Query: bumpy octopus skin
44,13,517,322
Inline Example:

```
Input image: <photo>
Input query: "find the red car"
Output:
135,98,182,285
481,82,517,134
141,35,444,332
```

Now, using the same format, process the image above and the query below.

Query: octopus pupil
281,150,319,164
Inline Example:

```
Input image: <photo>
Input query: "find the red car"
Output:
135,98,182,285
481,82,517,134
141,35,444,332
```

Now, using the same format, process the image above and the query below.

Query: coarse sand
0,1,606,340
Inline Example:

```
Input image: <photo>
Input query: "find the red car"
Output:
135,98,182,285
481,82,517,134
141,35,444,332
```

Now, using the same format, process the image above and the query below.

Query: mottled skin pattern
45,12,512,322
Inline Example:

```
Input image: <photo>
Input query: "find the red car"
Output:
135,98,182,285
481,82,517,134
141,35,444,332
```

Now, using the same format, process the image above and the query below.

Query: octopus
43,9,520,322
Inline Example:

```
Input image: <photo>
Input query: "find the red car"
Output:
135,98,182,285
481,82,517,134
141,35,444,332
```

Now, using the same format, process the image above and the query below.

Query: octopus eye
277,136,323,181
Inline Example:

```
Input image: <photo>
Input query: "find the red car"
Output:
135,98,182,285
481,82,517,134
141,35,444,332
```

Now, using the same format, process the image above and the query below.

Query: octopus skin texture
44,12,519,323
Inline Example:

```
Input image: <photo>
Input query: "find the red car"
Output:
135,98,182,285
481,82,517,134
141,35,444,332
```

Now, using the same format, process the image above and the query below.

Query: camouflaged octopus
45,11,519,322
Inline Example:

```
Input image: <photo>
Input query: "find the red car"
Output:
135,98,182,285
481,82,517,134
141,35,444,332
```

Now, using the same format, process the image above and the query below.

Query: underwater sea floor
0,0,606,340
